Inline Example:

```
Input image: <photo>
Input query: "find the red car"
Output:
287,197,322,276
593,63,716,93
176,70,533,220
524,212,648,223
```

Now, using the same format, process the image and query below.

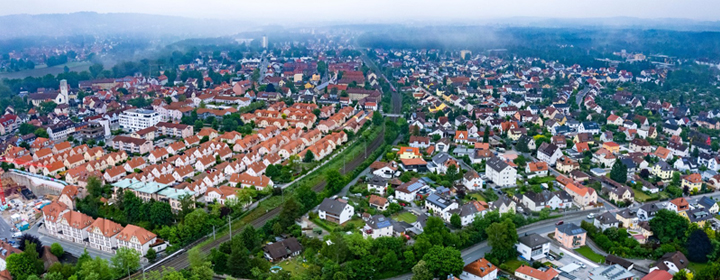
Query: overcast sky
3,0,720,22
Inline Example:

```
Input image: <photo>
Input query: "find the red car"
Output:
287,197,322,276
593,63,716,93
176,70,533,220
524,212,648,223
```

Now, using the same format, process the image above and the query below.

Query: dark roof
596,211,619,225
605,254,634,269
318,198,348,216
486,157,510,172
367,175,388,186
556,223,586,236
518,233,551,247
656,252,688,271
367,214,393,229
698,196,717,210
263,237,302,260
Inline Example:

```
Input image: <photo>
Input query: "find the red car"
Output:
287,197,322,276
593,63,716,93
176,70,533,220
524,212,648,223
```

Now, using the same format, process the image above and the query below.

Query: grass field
688,262,710,273
278,257,308,275
0,61,93,79
467,193,486,202
501,259,525,272
393,212,417,223
575,246,605,263
632,189,652,202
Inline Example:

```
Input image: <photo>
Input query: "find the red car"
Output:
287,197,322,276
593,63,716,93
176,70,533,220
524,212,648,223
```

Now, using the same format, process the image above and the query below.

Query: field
500,259,525,272
0,61,93,79
393,212,417,223
574,246,605,263
278,257,308,275
467,193,486,202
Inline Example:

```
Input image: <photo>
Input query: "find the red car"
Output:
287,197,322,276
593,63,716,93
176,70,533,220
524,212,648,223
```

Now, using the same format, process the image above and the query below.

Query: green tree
34,128,48,138
50,243,64,257
111,247,141,277
149,201,174,227
227,237,251,277
610,161,628,183
303,151,315,162
686,229,712,263
673,269,693,280
145,248,157,263
194,120,204,132
78,257,113,280
650,209,690,244
6,253,37,280
422,246,464,278
487,219,519,263
450,214,462,228
411,260,433,280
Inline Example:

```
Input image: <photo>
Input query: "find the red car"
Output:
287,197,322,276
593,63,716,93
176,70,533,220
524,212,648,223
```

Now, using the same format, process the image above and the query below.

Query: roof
556,223,586,236
369,195,388,206
596,211,619,225
318,198,348,216
642,270,672,280
515,265,559,280
263,237,302,260
518,233,551,247
463,258,497,278
366,214,393,229
87,218,124,237
486,157,510,172
116,224,157,244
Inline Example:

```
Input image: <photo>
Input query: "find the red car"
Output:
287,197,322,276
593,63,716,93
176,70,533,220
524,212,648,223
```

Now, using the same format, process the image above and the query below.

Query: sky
2,0,720,22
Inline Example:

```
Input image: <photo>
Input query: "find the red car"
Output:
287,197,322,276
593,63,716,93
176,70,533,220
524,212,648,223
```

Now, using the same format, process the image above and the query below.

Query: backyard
574,246,605,263
393,212,417,223
277,257,308,275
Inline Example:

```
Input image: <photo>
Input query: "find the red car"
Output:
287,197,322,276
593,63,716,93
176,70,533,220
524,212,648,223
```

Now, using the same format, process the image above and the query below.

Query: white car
586,213,595,219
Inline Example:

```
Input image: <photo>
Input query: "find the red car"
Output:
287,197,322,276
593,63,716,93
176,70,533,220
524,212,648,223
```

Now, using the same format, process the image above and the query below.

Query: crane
0,156,48,205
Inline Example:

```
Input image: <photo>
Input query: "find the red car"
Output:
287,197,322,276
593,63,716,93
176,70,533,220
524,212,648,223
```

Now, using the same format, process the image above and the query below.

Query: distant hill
0,12,252,39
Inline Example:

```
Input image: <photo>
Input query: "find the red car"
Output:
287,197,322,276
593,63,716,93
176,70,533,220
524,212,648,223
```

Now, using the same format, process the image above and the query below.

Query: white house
318,198,354,224
517,233,551,261
486,157,517,187
537,143,562,166
363,214,394,239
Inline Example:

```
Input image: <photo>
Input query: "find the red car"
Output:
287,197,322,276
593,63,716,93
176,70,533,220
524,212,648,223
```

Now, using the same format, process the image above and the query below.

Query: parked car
586,213,595,219
555,220,564,226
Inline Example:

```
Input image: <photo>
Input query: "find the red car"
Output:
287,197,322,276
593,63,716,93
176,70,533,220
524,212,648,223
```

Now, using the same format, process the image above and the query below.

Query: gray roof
367,214,393,229
318,198,348,216
518,233,551,247
556,223,586,236
596,212,619,225
698,196,716,210
425,193,455,209
486,157,510,172
588,264,635,280
367,175,388,186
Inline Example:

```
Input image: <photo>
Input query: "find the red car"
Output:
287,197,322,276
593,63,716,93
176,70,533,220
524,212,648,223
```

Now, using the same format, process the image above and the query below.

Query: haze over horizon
4,0,720,23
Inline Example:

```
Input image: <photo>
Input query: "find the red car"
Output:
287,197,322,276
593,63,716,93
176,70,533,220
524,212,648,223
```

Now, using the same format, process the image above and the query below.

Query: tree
227,237,251,277
487,219,519,263
111,247,141,277
450,214,462,228
78,257,113,280
411,260,433,280
6,253,37,280
650,209,690,244
686,229,712,263
422,245,464,278
303,151,315,162
278,197,302,229
194,120,204,132
145,248,157,262
483,126,490,143
372,112,383,126
50,243,63,257
149,201,174,227
34,128,48,138
610,161,628,183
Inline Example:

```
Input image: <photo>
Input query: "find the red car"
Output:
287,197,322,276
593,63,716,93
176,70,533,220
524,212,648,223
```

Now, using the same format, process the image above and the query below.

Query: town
0,20,718,280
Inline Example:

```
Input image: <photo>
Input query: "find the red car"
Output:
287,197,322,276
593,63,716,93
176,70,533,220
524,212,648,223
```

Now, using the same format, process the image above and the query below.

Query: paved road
576,88,590,107
0,216,15,241
26,221,115,260
386,208,601,280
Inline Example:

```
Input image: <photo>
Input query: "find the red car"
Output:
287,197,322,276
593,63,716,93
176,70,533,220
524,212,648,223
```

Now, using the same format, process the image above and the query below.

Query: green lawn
632,189,652,202
575,246,605,263
467,193,486,202
393,212,417,223
500,259,525,272
278,257,308,275
688,262,710,273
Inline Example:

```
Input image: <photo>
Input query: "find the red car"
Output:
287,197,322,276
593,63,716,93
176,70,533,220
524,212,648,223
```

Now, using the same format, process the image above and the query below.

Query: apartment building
86,218,124,253
116,225,158,255
119,109,161,132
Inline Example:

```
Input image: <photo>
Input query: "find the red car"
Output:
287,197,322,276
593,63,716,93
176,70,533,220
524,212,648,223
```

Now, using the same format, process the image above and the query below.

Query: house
638,203,662,221
370,161,399,179
317,198,354,224
536,143,562,166
399,158,428,172
563,183,596,208
554,223,586,249
460,258,498,280
517,233,551,261
602,142,620,154
651,161,673,181
367,175,389,195
397,146,422,159
368,195,389,211
681,173,702,192
486,157,517,187
594,211,620,231
520,190,571,211
263,237,302,262
685,208,712,227
491,195,516,214
606,254,635,271
86,218,124,253
462,170,484,191
579,121,601,135
515,265,559,280
608,186,634,204
425,193,459,220
650,251,689,275
666,197,689,213
615,208,639,229
556,156,580,174
450,200,488,227
363,214,394,239
525,162,549,178
697,196,719,214
630,138,652,153
395,178,428,202
409,136,431,149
